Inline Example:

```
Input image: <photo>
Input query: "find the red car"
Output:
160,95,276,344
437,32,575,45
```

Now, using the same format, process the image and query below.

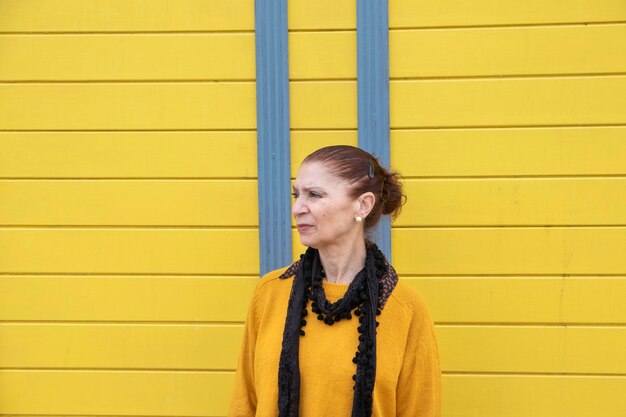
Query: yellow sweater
228,266,441,417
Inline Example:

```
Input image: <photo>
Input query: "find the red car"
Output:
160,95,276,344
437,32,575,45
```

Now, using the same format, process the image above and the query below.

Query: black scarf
277,241,390,417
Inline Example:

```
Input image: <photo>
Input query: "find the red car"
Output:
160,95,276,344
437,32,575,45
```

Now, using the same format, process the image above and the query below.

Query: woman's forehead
295,162,337,182
294,162,339,188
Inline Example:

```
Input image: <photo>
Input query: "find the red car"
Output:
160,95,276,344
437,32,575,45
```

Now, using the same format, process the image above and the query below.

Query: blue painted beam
255,0,292,275
357,0,392,261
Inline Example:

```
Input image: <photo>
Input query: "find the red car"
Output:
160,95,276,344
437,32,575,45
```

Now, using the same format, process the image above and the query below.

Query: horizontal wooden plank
0,371,624,417
289,32,355,80
0,276,258,322
290,81,358,129
288,177,626,227
291,128,626,178
2,128,622,179
389,76,626,129
443,374,626,417
396,177,626,226
0,32,355,81
389,227,626,275
293,0,626,29
0,83,257,130
249,24,626,80
0,131,258,178
2,77,623,130
390,24,626,78
391,127,626,177
2,324,624,374
0,370,234,415
0,0,254,32
437,325,626,374
0,34,256,81
291,229,626,274
405,277,626,324
2,1,623,32
0,323,243,370
291,178,626,228
0,180,258,226
16,177,623,227
0,229,259,275
4,128,621,179
2,276,624,324
290,76,626,129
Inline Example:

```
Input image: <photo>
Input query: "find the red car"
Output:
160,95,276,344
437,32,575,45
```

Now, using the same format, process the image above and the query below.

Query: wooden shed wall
0,1,625,416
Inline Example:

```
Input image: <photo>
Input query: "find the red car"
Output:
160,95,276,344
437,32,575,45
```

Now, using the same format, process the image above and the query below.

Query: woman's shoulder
242,266,293,319
260,265,289,283
387,279,435,322
253,264,295,297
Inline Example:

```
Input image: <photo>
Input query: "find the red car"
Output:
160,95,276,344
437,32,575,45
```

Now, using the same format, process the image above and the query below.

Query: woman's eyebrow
292,185,325,192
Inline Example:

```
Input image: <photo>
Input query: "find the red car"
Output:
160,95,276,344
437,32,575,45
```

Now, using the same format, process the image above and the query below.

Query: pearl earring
355,215,363,223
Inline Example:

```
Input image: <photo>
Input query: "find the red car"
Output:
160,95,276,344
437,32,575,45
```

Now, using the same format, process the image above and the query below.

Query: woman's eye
291,191,320,199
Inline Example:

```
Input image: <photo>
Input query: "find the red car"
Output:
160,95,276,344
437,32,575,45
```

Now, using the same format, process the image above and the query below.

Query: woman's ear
357,192,376,219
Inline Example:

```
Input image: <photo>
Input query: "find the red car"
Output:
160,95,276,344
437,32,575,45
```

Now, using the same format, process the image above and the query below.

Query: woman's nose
292,198,306,216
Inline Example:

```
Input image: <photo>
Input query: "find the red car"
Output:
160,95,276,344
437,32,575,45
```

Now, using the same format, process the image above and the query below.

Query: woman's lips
297,224,313,232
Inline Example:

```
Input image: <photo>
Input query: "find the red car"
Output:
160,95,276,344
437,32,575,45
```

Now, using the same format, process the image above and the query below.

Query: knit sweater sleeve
396,292,442,417
227,279,263,417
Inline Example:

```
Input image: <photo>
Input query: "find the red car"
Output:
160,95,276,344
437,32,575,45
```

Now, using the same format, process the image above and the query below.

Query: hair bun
380,170,405,219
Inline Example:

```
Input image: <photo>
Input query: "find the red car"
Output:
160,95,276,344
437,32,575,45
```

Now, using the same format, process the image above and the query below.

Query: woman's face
292,161,362,250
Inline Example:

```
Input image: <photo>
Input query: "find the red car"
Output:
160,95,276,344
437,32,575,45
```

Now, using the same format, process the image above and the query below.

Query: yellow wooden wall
0,1,259,415
1,1,625,416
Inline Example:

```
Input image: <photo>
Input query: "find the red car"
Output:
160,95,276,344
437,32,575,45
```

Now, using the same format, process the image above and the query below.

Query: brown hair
302,145,406,232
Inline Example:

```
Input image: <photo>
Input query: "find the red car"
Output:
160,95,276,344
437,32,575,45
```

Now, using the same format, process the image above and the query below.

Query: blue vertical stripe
357,0,392,261
255,0,292,275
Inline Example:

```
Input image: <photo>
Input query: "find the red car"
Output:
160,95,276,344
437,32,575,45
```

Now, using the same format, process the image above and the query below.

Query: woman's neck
317,237,367,285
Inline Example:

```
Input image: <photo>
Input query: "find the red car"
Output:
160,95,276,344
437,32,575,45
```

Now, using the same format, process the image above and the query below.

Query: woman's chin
298,236,317,248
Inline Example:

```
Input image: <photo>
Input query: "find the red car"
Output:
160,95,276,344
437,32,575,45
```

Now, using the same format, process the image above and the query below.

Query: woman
228,145,441,417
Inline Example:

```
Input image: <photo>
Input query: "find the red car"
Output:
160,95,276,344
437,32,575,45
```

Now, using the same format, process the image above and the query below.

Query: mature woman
229,145,441,417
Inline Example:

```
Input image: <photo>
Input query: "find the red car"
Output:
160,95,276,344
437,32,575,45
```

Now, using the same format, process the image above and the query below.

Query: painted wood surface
0,0,624,416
